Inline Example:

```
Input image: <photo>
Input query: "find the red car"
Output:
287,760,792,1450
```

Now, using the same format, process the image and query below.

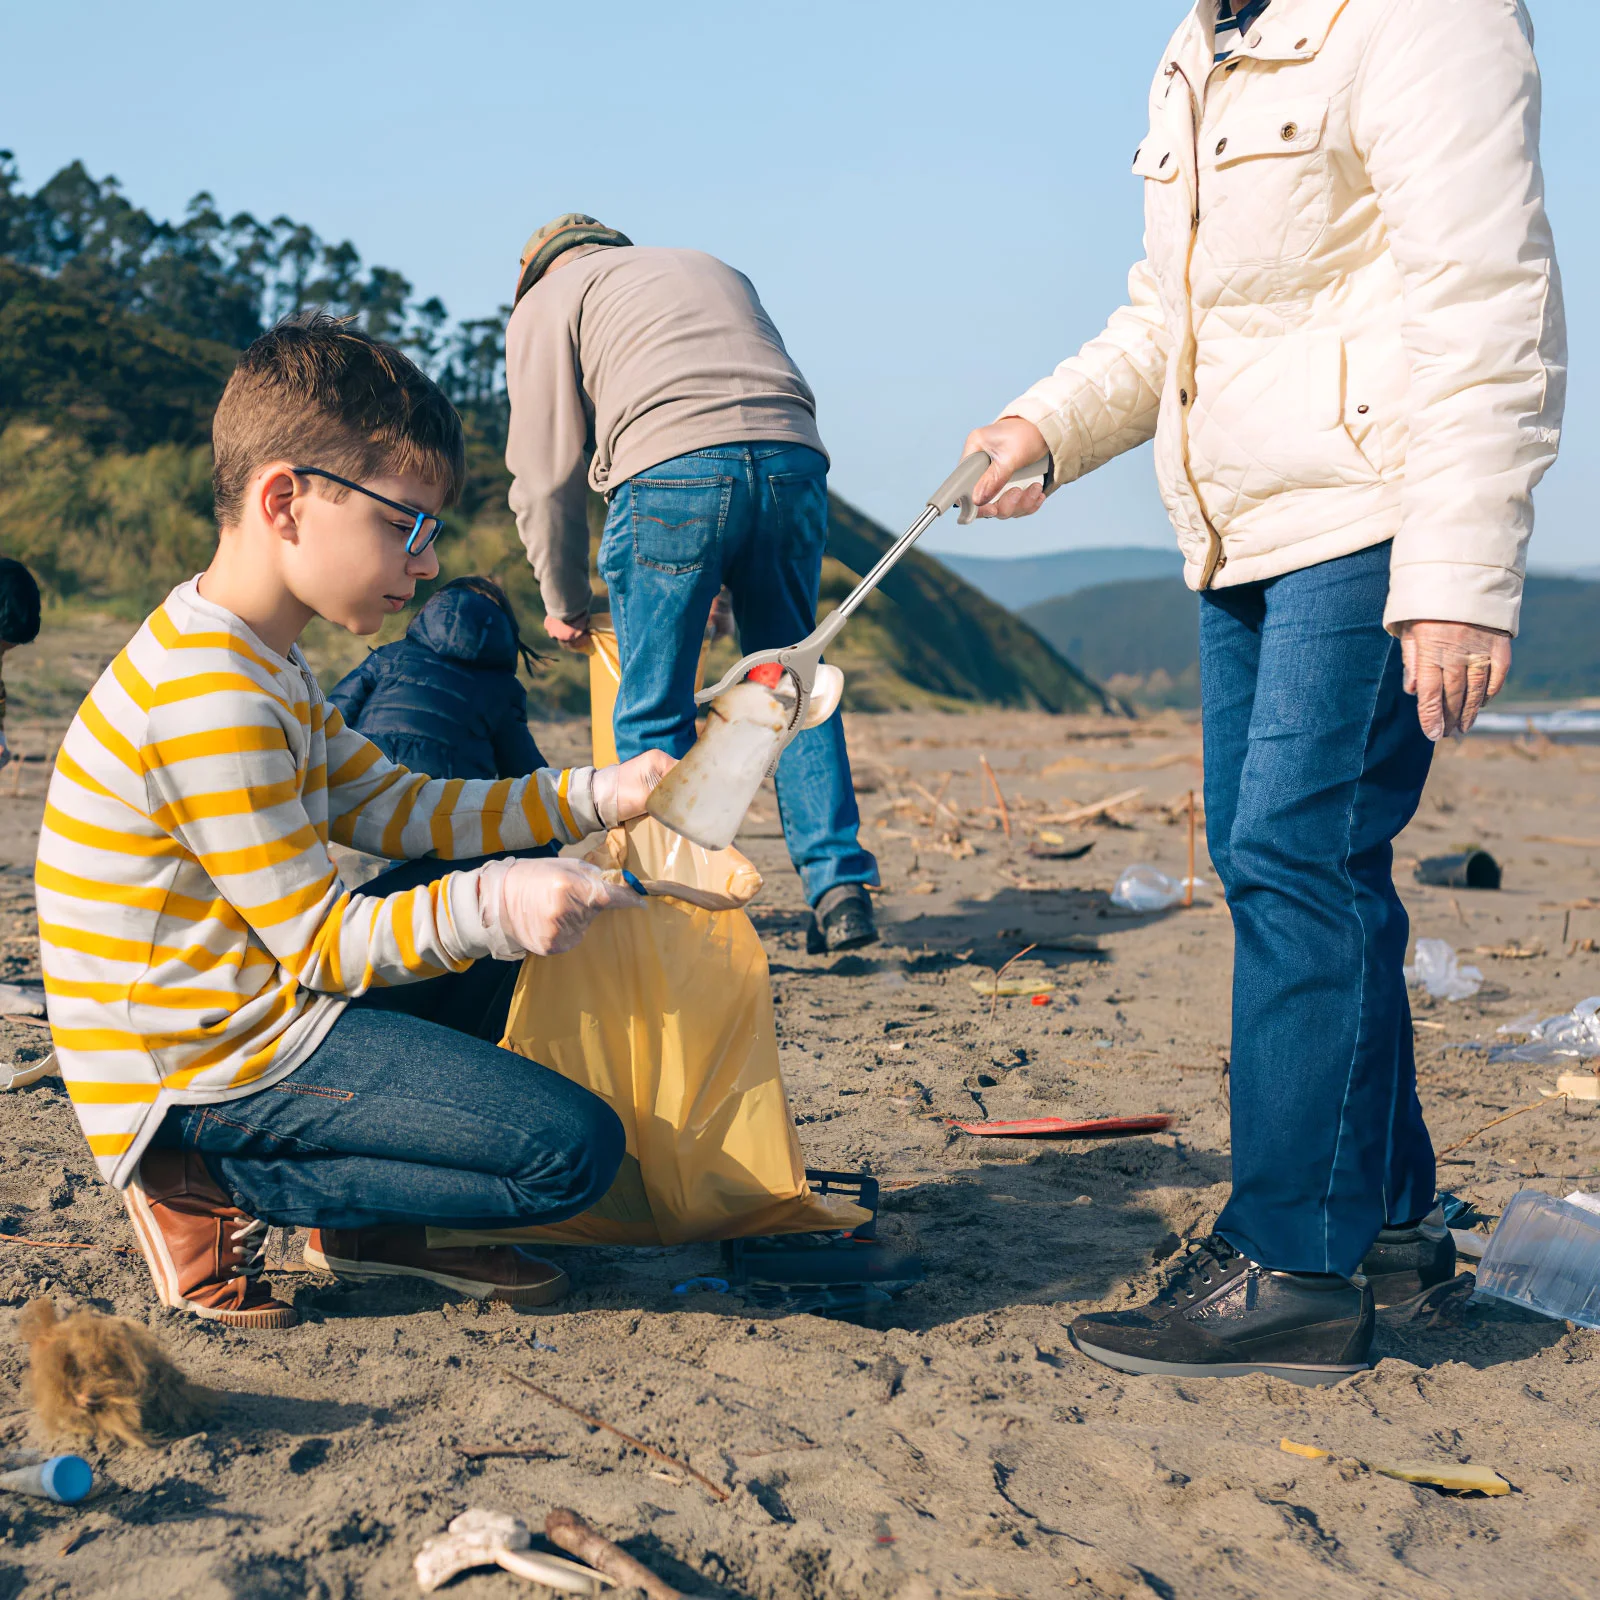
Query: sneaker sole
1070,1331,1368,1387
302,1243,569,1307
122,1185,298,1329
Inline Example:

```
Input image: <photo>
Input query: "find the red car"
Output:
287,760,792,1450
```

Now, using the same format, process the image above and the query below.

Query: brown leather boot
122,1149,298,1329
303,1227,568,1307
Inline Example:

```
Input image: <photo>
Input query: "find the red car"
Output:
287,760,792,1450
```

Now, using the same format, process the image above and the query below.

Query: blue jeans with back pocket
599,443,878,905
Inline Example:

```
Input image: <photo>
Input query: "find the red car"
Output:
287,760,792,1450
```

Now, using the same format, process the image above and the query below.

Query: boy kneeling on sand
37,313,671,1329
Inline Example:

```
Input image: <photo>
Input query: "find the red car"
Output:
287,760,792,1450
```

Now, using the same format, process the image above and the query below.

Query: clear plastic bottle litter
1473,1190,1600,1329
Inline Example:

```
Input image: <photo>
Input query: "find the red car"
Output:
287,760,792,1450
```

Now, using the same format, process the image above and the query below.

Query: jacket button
1356,404,1370,415
1180,389,1190,406
1280,122,1300,141
1215,137,1228,155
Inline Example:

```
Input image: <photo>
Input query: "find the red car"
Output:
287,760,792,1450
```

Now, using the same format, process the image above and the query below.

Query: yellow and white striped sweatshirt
37,579,602,1187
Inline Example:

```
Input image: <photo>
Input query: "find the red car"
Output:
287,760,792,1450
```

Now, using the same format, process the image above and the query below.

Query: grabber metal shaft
694,450,1046,707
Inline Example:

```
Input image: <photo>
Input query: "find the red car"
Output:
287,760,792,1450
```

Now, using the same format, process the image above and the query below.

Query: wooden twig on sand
1185,790,1196,909
1036,788,1147,828
909,781,961,824
979,754,1012,841
546,1508,685,1600
506,1373,729,1503
1436,1096,1558,1157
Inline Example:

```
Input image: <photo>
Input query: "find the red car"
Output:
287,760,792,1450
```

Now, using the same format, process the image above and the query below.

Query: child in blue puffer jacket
329,576,547,780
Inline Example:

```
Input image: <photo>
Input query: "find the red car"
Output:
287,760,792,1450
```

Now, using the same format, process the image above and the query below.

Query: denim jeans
599,443,879,906
152,853,626,1231
1201,541,1436,1277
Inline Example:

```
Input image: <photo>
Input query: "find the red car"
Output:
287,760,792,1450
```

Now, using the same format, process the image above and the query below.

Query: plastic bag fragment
1404,938,1483,1001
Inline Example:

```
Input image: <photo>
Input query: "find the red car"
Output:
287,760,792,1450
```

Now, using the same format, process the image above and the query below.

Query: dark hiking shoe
1360,1204,1456,1306
304,1227,568,1306
123,1150,298,1329
806,884,879,955
1069,1235,1373,1386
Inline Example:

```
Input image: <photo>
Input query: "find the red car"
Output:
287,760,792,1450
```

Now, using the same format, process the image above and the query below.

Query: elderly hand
961,418,1051,519
1398,621,1512,741
544,612,591,650
590,749,676,828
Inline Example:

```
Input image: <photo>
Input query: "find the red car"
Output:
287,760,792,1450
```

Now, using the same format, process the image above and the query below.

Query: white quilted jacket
1005,0,1565,634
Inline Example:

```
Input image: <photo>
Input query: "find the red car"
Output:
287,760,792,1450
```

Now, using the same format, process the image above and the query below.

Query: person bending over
330,575,549,781
37,313,673,1329
962,0,1563,1382
504,214,879,954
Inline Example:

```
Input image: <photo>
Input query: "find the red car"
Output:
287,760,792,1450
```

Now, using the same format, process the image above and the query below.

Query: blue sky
6,1,1595,568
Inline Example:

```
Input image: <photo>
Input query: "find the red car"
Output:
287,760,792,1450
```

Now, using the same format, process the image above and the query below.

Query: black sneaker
1359,1204,1456,1307
1068,1235,1374,1386
806,884,879,954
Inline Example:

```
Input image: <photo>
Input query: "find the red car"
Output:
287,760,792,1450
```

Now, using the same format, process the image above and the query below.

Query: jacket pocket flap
1213,99,1329,166
1132,138,1182,182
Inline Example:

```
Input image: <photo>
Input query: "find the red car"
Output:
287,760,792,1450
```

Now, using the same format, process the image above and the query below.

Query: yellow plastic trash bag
430,817,870,1248
581,617,711,767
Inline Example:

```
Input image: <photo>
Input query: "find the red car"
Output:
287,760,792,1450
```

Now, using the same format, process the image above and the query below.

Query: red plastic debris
1031,994,1051,1006
747,663,785,688
947,1114,1173,1140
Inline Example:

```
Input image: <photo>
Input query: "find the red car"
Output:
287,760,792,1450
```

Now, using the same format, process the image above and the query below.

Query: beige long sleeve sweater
504,246,827,623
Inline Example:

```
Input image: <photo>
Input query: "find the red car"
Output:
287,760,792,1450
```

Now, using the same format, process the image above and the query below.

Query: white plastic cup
0,1454,94,1503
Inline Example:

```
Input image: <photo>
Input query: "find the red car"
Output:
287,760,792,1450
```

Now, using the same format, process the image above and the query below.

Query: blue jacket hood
408,588,519,671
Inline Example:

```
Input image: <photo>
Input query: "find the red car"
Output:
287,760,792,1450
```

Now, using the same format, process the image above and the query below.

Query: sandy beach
2,689,1599,1600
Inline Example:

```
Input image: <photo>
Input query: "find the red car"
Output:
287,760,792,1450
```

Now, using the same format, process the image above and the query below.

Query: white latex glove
478,857,641,958
1399,621,1512,742
962,417,1051,519
591,749,677,828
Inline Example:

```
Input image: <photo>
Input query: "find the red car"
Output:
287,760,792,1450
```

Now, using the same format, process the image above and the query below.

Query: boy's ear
256,465,302,541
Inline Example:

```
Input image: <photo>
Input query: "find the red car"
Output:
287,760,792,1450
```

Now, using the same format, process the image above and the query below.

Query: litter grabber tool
650,451,1046,850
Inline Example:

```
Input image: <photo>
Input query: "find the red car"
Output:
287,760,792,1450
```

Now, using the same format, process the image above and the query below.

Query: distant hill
936,545,1183,610
0,157,1116,718
1021,578,1199,709
1022,570,1600,708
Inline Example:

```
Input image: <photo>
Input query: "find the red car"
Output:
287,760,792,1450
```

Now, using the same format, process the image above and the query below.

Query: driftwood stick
1436,1097,1557,1157
986,943,1038,1025
507,1372,729,1502
545,1508,685,1600
908,780,960,824
1035,788,1147,827
979,754,1012,841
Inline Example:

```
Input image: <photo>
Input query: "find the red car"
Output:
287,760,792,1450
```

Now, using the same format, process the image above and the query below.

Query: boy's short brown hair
211,310,466,528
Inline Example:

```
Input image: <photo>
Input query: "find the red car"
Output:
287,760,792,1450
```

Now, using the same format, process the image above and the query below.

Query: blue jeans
599,443,879,906
1201,542,1436,1277
152,854,625,1231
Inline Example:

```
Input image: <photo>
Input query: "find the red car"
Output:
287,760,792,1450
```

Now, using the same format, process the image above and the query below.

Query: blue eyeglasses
292,467,444,555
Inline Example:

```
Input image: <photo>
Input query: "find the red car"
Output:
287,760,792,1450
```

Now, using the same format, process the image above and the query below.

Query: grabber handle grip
928,452,992,515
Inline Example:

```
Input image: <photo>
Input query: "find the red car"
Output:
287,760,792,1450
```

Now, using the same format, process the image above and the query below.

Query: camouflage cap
515,213,633,303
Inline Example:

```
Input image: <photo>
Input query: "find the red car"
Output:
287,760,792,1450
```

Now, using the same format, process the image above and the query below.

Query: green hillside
1023,572,1600,708
1022,578,1200,709
0,154,1115,717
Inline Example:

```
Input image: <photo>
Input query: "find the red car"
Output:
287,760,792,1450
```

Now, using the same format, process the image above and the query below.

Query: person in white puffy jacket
965,0,1565,1384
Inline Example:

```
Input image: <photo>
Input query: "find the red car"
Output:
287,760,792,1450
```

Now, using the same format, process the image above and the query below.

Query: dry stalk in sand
506,1372,729,1502
1436,1096,1559,1157
979,754,1012,841
984,944,1038,1025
